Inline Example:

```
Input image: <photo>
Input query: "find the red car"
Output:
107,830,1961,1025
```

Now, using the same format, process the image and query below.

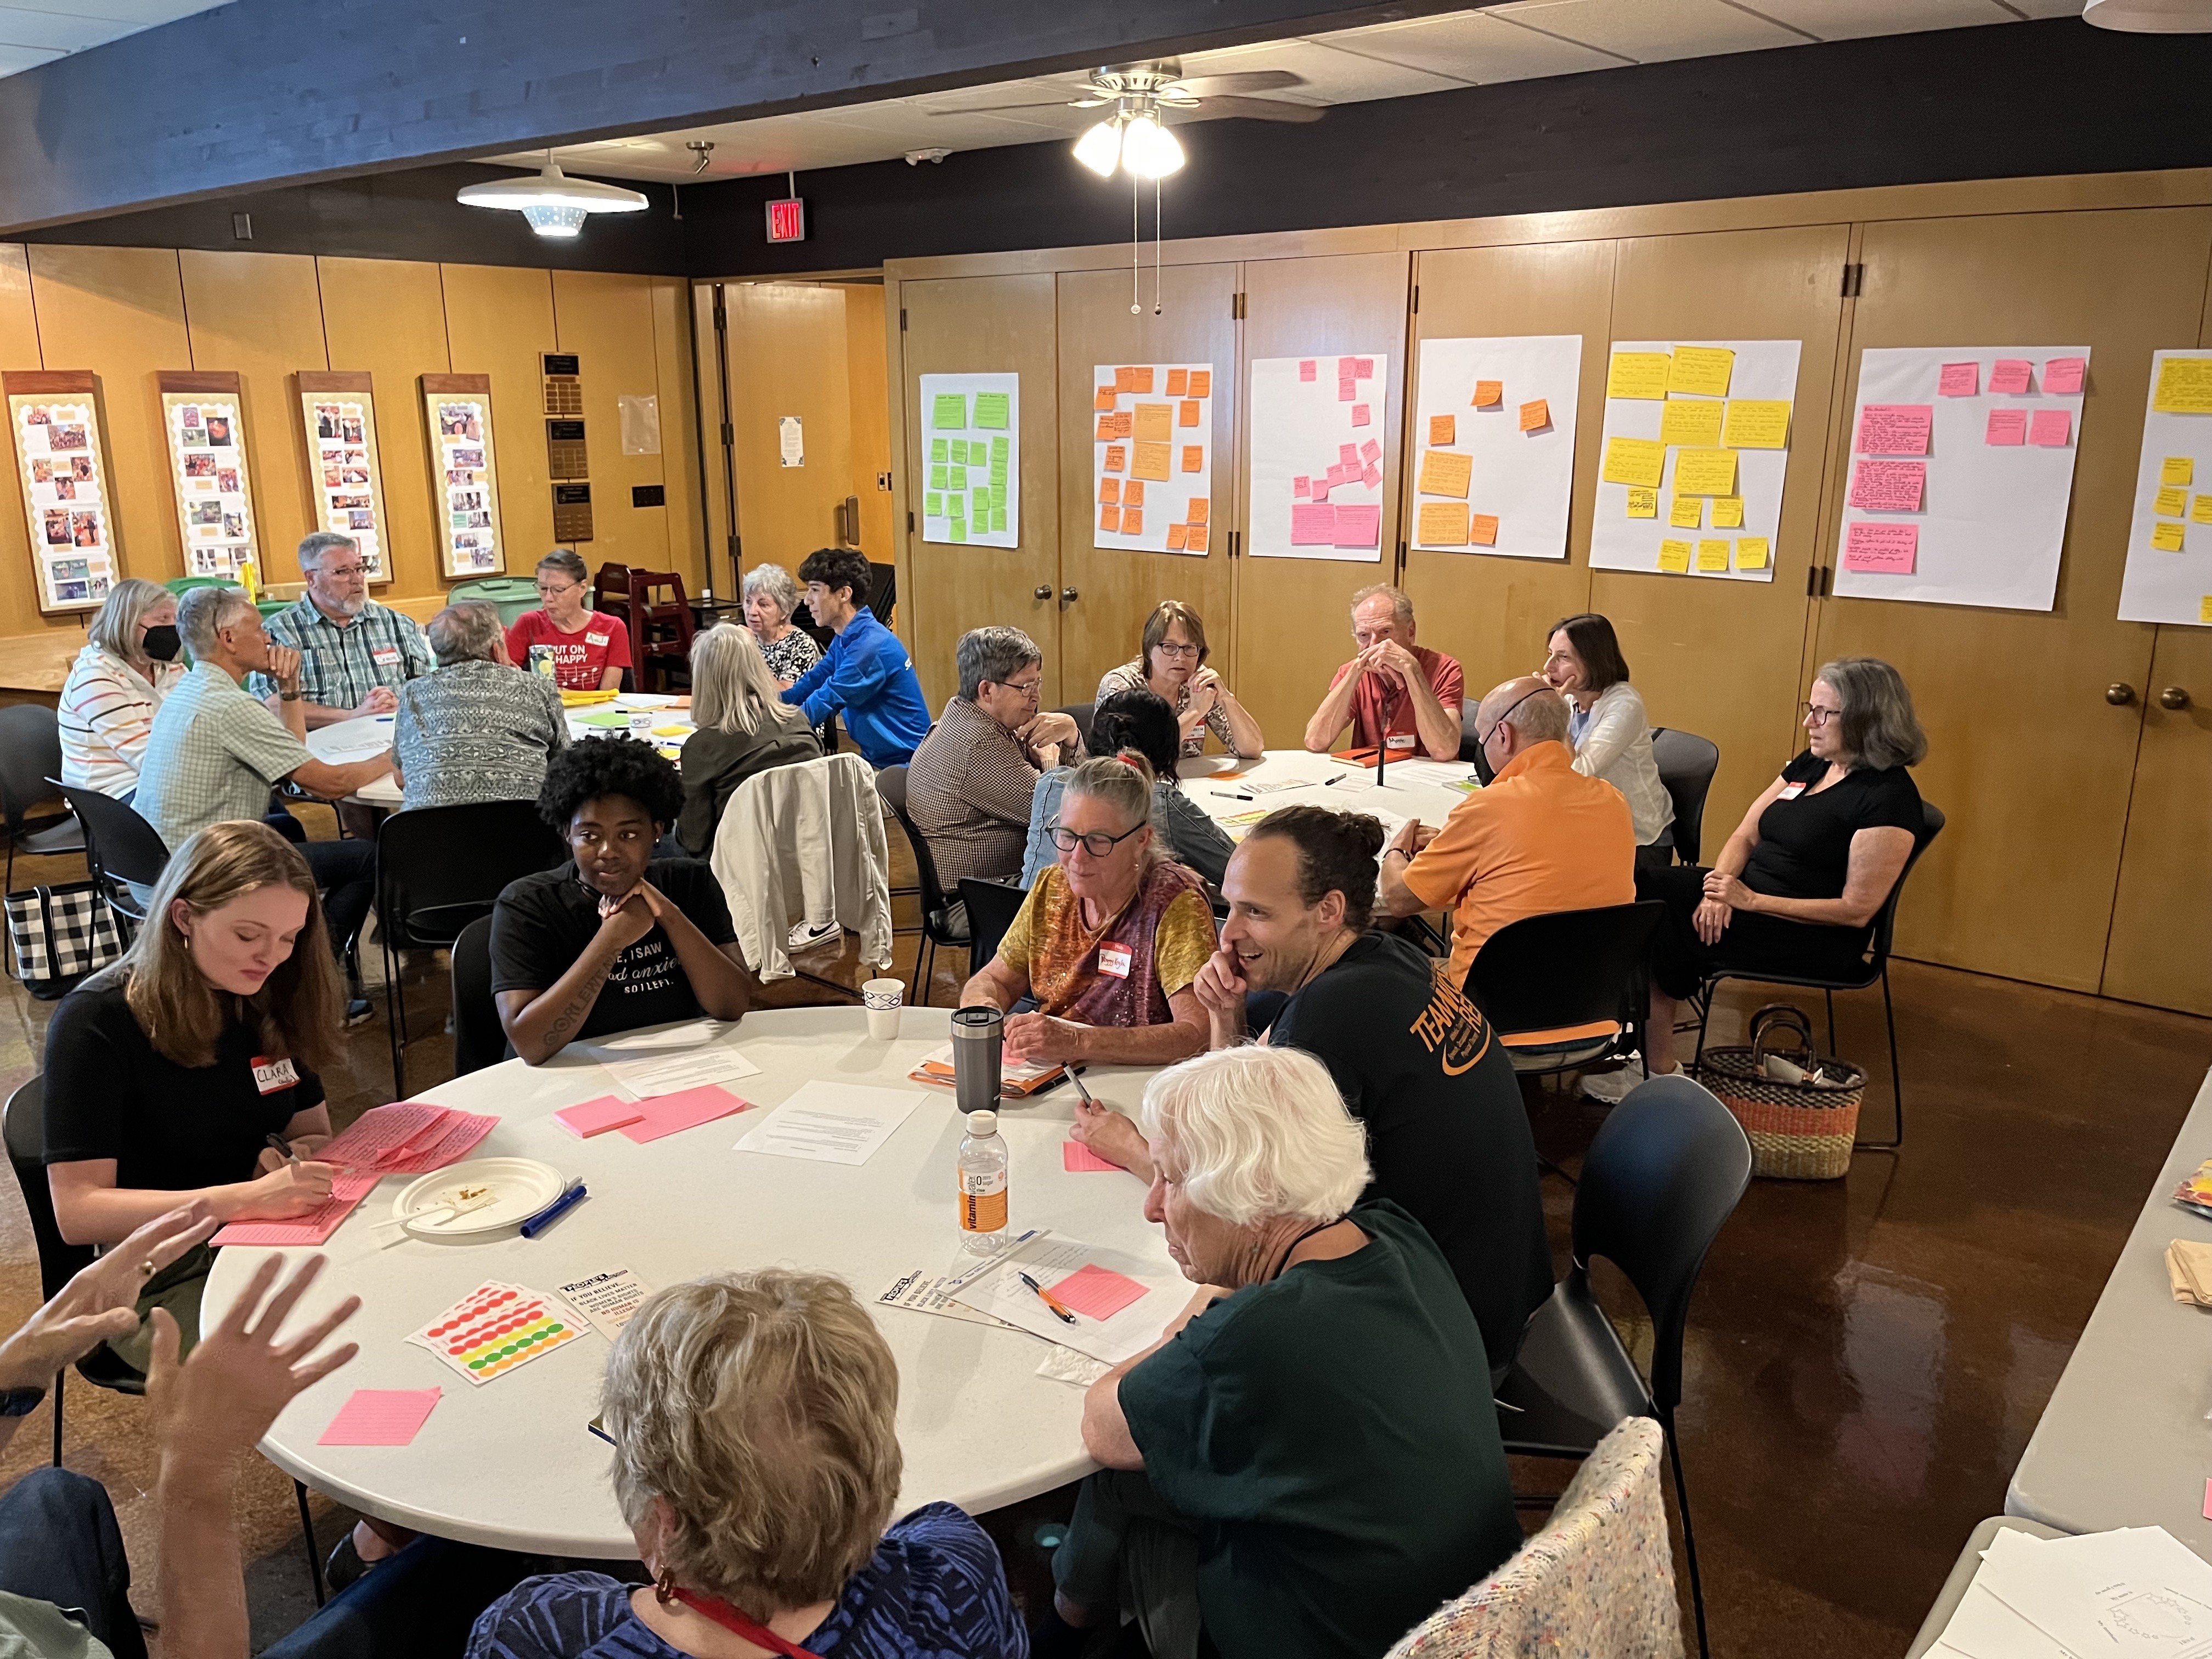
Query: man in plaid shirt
250,531,433,729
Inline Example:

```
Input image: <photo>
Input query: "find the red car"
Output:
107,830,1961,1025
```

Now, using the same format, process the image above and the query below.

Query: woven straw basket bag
1694,1003,1866,1180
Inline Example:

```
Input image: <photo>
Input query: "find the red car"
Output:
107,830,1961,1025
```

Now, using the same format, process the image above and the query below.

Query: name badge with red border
1778,781,1807,800
370,645,402,668
1098,944,1133,980
251,1055,300,1095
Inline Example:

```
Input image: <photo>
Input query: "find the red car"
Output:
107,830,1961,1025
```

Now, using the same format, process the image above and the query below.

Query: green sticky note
930,438,947,464
954,438,972,465
932,393,966,430
928,465,947,492
973,488,989,516
990,509,1007,533
990,485,1006,513
923,492,941,517
947,490,965,517
991,435,1009,459
974,391,1010,430
949,518,967,542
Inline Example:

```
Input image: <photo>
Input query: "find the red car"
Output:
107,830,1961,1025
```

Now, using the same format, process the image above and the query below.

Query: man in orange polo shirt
1378,675,1635,985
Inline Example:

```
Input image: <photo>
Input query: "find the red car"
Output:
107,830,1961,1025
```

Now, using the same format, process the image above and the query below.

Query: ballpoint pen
1019,1271,1079,1324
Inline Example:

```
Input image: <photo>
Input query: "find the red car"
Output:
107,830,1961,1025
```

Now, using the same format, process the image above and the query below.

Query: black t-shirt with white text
489,861,738,1043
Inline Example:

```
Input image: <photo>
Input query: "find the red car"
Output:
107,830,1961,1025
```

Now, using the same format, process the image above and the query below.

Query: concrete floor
0,808,2203,1655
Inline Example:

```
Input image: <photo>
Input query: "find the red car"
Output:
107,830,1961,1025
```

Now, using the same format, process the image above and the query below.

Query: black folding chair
1650,728,1720,866
1494,1072,1752,1659
1690,801,1943,1151
1056,703,1095,757
0,708,83,890
874,766,968,1006
54,783,170,933
957,879,1027,979
376,801,567,1097
1463,902,1664,1081
450,915,508,1077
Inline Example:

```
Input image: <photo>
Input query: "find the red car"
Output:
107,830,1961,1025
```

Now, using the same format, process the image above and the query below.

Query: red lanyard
667,1586,824,1659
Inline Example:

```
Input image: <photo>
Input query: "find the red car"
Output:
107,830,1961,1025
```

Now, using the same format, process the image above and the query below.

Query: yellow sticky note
1606,352,1671,400
1132,403,1173,443
2164,456,2195,487
1669,495,1703,529
1131,441,1172,482
2156,486,2188,517
2155,358,2212,415
1417,449,1473,499
1602,436,1667,488
1625,488,1658,519
1736,537,1770,570
2152,520,2188,552
2201,595,2212,622
1696,539,1731,572
1723,399,1791,450
2194,494,2212,523
1657,539,1694,573
1659,399,1725,448
1673,448,1740,496
1712,496,1745,529
1416,501,1469,546
1668,346,1735,398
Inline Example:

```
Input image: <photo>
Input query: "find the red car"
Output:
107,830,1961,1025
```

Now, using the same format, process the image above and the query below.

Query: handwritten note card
2041,357,2085,396
2029,408,2073,448
1602,437,1666,488
1849,459,1927,514
1855,405,1933,456
1844,521,1918,573
1720,399,1790,450
1989,359,2033,396
1938,362,1979,397
1605,353,1670,400
1985,409,2027,446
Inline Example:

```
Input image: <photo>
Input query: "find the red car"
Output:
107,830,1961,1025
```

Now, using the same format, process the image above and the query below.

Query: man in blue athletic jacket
782,548,933,767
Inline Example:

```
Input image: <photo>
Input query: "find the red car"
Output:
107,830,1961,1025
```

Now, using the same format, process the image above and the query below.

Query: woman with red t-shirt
505,550,630,692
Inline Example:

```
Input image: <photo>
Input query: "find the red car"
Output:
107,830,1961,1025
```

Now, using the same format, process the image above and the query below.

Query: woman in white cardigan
1542,613,1676,869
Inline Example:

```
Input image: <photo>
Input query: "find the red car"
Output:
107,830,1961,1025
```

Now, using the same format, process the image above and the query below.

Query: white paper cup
862,978,904,1040
627,710,654,740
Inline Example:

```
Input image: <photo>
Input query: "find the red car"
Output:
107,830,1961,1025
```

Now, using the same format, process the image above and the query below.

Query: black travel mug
951,1005,1005,1115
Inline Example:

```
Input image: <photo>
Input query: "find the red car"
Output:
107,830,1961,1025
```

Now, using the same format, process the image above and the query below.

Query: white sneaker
787,919,840,953
1578,1064,1648,1105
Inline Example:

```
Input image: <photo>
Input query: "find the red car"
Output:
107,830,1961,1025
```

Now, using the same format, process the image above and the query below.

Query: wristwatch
0,1385,47,1417
279,690,301,702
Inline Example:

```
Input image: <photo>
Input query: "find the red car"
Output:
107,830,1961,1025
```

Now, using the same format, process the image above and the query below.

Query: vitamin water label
958,1169,1008,1233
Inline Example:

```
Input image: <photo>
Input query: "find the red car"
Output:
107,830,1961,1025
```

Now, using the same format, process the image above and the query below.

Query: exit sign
765,197,807,243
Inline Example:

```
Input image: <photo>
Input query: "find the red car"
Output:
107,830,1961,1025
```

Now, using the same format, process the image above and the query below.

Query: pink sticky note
1291,475,1310,499
1989,358,2033,395
1355,358,1375,380
1338,379,1356,403
1336,357,1357,382
1290,503,1338,545
1848,459,1926,514
1299,360,1316,382
1063,1141,1124,1173
1351,404,1371,427
1338,442,1358,467
1855,404,1932,456
1938,362,1979,397
319,1387,441,1447
1361,461,1382,488
2030,407,2073,447
618,1084,753,1144
1985,409,2028,446
1333,503,1381,548
555,1096,647,1138
1051,1263,1149,1321
2042,356,2085,396
2203,1477,2212,1522
1359,438,1381,464
1308,479,1330,504
1844,520,1918,574
1325,463,1348,488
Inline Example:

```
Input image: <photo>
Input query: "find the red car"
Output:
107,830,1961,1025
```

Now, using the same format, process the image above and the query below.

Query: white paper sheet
919,371,1019,549
950,1237,1188,1366
1409,335,1582,560
735,1082,926,1166
2118,348,2212,625
578,1022,762,1100
874,1266,1025,1330
1949,1527,2212,1659
1090,362,1213,556
1248,352,1392,563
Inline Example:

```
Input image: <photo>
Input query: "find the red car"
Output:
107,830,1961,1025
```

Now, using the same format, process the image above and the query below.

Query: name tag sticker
370,646,401,667
1778,781,1807,800
1385,732,1418,751
1098,944,1133,980
251,1055,300,1094
585,633,611,648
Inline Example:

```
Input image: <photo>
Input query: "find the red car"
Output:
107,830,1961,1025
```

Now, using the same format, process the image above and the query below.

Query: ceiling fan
944,59,1322,176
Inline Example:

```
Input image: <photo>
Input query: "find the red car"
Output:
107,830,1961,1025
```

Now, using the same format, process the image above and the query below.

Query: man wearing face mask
1377,675,1635,988
250,532,433,730
59,579,188,799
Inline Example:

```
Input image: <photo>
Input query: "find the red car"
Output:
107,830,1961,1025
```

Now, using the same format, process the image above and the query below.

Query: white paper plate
391,1158,566,1238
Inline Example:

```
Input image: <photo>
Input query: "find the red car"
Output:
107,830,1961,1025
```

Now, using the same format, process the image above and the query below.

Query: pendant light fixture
1070,78,1187,315
458,150,651,238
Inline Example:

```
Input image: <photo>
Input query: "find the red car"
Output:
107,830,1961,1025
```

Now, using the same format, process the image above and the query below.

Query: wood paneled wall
0,245,704,640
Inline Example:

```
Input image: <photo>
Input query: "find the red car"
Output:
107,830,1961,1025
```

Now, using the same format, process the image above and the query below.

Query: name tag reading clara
252,1055,300,1094
1098,944,1133,980
1778,782,1807,800
585,633,610,648
1385,732,1418,751
370,646,401,668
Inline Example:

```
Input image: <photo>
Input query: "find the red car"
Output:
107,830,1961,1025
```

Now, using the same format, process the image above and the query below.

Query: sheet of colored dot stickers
407,1280,585,1386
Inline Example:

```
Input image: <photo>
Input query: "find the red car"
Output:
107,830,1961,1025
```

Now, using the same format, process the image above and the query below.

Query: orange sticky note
1186,523,1208,551
1187,370,1211,399
1114,366,1139,393
1428,414,1456,447
1179,399,1199,427
1122,479,1144,507
1519,399,1550,432
1114,411,1133,439
1121,506,1144,535
1166,523,1188,550
1130,366,1155,394
1181,445,1203,473
1093,386,1116,412
1104,444,1126,473
1187,499,1209,526
1472,380,1503,408
1099,503,1120,532
1165,368,1188,396
1470,513,1499,546
1098,477,1120,505
1094,415,1116,442
1133,442,1172,482
1132,403,1172,443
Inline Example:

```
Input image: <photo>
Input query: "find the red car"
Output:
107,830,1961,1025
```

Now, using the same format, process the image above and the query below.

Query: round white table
201,1006,1168,1555
1175,747,1480,844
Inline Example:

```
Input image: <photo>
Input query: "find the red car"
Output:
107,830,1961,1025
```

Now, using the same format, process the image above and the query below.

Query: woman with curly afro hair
489,737,752,1063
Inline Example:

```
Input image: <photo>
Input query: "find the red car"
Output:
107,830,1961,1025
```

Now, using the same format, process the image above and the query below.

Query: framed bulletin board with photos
3,370,121,616
157,370,261,581
297,371,394,584
420,374,506,578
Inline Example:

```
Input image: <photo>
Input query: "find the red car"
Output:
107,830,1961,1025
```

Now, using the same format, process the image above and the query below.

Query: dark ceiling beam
0,0,1466,233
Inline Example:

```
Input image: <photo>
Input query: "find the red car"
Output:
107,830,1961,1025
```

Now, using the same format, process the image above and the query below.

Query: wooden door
2103,627,2212,1012
1403,241,1611,701
1593,224,1851,837
1055,263,1239,710
843,284,897,567
1813,208,2212,990
897,273,1061,710
722,282,854,575
1232,251,1412,749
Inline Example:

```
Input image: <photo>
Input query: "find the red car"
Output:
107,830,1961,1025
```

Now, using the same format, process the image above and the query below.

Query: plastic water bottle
957,1110,1009,1253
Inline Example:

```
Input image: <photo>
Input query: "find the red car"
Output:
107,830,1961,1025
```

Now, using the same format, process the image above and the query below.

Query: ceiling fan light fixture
2083,0,2212,27
456,158,651,238
1074,120,1124,177
1121,114,1184,179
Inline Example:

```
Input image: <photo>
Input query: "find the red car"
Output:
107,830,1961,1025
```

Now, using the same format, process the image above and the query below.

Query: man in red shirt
1303,584,1464,762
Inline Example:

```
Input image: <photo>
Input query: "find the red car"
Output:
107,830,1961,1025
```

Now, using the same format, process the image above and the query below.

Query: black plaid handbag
4,879,122,1001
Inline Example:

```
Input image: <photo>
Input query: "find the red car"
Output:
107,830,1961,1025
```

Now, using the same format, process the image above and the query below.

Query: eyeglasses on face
993,676,1043,698
1049,820,1144,859
1152,641,1201,659
1800,702,1843,726
320,562,368,580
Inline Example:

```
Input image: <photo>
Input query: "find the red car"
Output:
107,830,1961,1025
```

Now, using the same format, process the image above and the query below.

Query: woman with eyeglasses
490,737,751,1065
504,550,630,692
1096,601,1263,760
1594,656,1928,1100
959,753,1216,1067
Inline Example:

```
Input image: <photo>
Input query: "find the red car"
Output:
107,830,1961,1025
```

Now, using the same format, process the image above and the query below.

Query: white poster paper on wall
2118,348,2212,626
1091,363,1212,556
919,372,1018,549
1589,339,1799,584
1409,335,1581,560
1833,346,2088,612
1248,352,1391,563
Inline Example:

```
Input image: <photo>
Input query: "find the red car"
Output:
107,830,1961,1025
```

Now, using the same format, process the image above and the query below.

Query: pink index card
1844,521,1918,574
1299,360,1316,382
1338,377,1357,403
319,1387,441,1447
1051,1263,1149,1321
2030,407,2073,447
318,1103,448,1171
555,1096,647,1138
2043,356,2085,396
1292,475,1310,499
1938,362,1979,397
1063,1141,1124,1173
1351,404,1372,427
1848,459,1926,513
1338,442,1358,467
1985,409,2028,446
618,1084,753,1145
1333,504,1382,548
1989,358,2033,395
1360,438,1381,464
1290,503,1338,545
212,1173,379,1247
1355,357,1374,379
1855,404,1932,456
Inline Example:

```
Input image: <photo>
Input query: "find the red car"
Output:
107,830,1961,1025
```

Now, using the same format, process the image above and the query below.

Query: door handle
1034,585,1052,601
2106,682,2136,706
2159,686,2192,710
1061,587,1079,607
